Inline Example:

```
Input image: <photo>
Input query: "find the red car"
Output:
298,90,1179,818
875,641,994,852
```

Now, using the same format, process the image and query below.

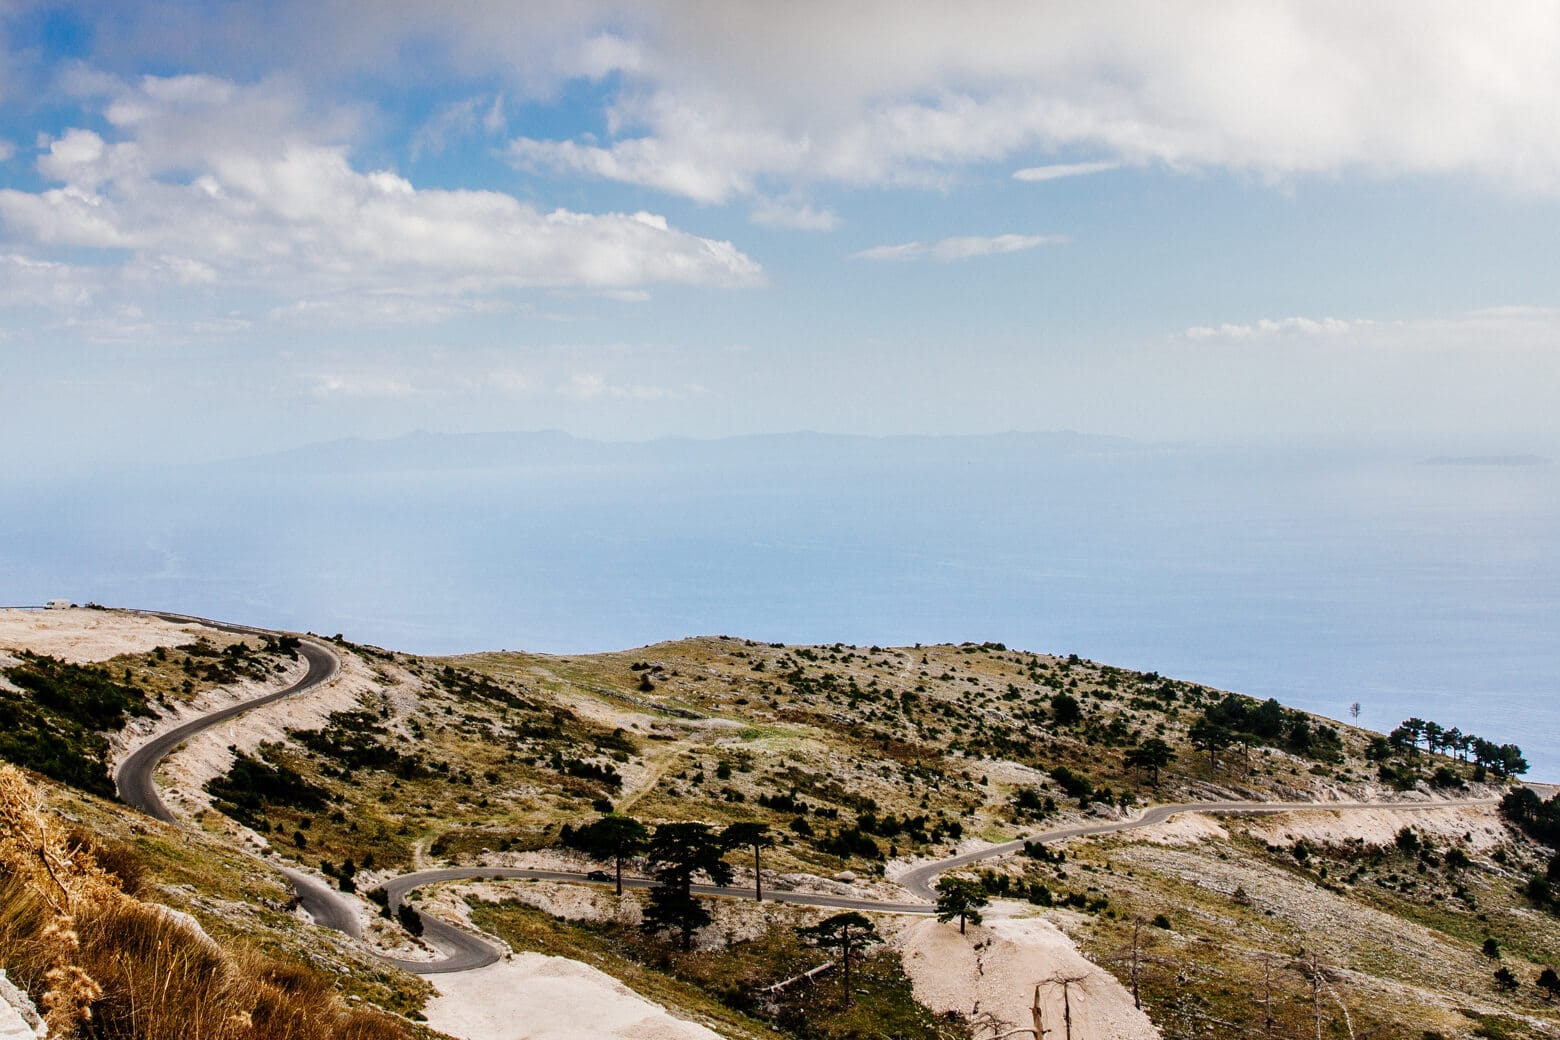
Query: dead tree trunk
1258,951,1278,1039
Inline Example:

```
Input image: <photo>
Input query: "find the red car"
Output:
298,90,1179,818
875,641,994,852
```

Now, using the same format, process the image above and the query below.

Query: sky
2,2,1559,472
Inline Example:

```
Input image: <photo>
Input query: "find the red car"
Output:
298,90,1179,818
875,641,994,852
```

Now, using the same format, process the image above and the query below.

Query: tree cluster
1387,717,1526,777
562,815,775,949
1502,785,1560,845
0,652,156,796
1190,694,1342,769
1124,737,1175,786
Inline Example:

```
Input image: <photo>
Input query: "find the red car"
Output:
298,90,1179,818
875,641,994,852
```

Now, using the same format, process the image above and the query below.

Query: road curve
375,867,934,974
374,795,1500,973
116,636,339,822
113,617,360,937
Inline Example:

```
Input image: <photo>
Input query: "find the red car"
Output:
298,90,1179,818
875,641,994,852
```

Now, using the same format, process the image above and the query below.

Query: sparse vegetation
5,612,1554,1040
470,897,958,1040
0,764,414,1040
205,747,333,831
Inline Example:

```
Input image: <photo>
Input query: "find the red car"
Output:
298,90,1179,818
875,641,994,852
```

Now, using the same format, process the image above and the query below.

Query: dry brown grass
0,764,411,1040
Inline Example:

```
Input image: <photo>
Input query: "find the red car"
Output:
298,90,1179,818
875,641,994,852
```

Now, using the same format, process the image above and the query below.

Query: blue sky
3,2,1559,472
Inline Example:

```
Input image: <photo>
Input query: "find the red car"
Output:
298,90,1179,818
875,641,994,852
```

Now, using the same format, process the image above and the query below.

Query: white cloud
29,7,1560,211
483,94,507,135
308,372,418,399
0,139,14,163
509,100,796,205
851,233,1065,263
0,253,104,308
53,6,1560,198
281,341,714,412
411,94,507,159
410,96,483,159
1179,308,1560,350
61,311,253,345
1013,160,1121,182
0,74,763,327
430,3,1560,201
560,372,701,401
271,293,520,328
749,199,839,231
1183,317,1370,341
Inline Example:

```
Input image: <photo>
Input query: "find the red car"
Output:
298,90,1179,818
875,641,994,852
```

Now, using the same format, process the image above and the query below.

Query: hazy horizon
6,431,1557,776
3,7,1557,771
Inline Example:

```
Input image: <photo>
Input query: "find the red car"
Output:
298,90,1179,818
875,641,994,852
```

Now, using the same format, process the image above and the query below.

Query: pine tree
640,822,733,950
572,814,648,896
935,876,988,935
796,912,880,1007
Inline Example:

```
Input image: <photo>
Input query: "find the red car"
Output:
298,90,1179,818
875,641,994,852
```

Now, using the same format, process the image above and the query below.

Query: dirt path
614,745,679,813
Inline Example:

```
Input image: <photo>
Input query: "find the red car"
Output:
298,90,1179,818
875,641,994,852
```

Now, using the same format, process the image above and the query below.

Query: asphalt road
376,867,934,974
104,610,1506,977
115,638,338,822
112,618,358,937
374,796,1501,973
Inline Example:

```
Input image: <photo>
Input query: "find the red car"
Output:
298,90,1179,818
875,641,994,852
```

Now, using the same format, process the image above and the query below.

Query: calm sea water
4,435,1557,776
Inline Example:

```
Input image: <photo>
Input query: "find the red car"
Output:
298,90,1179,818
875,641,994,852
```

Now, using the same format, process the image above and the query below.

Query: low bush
205,748,332,830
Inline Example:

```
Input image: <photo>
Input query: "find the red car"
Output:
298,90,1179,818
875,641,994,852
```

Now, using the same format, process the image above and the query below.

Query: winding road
112,613,1506,977
377,867,933,973
115,627,339,823
113,615,361,937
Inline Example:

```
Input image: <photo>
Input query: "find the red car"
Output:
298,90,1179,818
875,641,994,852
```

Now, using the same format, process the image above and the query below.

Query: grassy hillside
200,636,1469,883
176,633,1558,1038
3,617,1558,1039
0,630,300,796
0,764,434,1040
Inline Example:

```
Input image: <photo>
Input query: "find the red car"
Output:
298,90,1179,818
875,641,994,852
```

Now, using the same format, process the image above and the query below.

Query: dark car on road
585,869,612,882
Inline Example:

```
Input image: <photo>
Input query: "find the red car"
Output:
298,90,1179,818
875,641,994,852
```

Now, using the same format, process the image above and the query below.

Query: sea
4,431,1557,777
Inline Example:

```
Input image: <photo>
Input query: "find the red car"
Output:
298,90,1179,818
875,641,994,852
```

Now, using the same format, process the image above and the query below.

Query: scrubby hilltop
2,608,1558,1040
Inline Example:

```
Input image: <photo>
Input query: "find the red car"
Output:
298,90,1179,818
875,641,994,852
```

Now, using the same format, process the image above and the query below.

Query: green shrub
0,653,154,796
205,747,332,829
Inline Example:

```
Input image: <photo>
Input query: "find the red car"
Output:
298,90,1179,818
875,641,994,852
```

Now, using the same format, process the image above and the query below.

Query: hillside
2,608,1558,1040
